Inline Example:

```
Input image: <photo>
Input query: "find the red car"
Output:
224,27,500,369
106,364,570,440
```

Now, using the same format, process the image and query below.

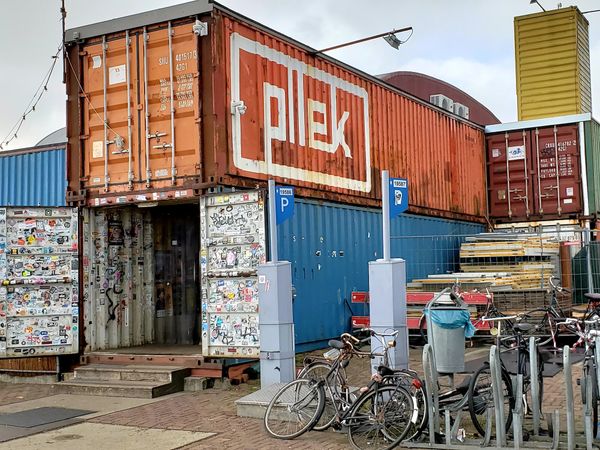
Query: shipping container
485,113,600,223
65,0,487,223
279,199,485,350
0,146,66,207
514,7,591,121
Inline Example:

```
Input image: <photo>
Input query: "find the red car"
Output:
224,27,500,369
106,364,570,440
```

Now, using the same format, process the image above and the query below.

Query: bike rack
563,345,576,450
422,343,440,444
528,337,541,436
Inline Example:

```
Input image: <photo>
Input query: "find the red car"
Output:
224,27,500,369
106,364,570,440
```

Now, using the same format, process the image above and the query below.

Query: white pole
382,170,391,261
268,179,278,262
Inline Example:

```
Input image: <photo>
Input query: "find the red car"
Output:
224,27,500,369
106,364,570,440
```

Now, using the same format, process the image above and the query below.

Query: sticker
108,64,126,85
492,148,500,158
258,275,266,284
566,187,574,197
92,55,102,69
507,145,525,161
92,141,103,158
564,198,573,204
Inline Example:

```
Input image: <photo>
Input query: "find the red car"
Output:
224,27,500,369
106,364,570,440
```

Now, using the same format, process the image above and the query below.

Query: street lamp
313,26,413,55
530,0,546,12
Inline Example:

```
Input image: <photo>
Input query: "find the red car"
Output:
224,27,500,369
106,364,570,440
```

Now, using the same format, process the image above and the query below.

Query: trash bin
424,289,475,373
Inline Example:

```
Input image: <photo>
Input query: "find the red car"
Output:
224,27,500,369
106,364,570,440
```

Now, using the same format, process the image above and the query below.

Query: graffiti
0,208,79,358
200,191,265,358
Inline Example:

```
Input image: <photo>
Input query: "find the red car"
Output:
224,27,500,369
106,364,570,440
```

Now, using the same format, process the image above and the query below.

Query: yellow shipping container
514,7,591,120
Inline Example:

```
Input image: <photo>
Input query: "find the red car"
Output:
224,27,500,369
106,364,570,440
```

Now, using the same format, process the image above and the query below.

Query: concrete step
235,383,285,419
73,364,186,383
55,364,191,398
53,378,180,399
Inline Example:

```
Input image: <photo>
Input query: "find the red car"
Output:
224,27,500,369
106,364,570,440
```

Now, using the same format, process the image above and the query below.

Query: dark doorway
152,204,200,345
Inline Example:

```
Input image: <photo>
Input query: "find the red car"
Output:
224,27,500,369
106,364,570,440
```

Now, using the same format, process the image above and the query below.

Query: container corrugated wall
279,199,484,350
514,7,591,120
584,119,600,215
0,147,66,206
219,15,487,222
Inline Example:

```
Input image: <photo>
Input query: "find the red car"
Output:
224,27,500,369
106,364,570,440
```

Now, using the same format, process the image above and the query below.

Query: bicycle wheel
468,364,515,437
298,362,346,431
263,378,325,440
347,385,414,450
383,372,427,441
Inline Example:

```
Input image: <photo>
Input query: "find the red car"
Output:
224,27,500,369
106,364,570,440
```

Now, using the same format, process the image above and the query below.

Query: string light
0,45,62,150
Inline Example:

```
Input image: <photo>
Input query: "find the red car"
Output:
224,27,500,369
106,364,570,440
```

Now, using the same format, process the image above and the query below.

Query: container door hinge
231,100,247,115
193,20,208,36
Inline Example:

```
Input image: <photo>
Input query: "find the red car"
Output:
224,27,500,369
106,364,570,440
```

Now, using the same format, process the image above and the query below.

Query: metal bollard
563,345,575,450
422,344,439,444
490,345,506,448
585,370,593,450
529,336,541,436
551,410,560,450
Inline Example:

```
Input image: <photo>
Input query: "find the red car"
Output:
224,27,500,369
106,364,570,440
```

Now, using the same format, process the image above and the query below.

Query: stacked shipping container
60,0,491,355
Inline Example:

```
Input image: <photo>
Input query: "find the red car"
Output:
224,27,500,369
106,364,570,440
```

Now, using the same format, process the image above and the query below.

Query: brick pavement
0,342,591,448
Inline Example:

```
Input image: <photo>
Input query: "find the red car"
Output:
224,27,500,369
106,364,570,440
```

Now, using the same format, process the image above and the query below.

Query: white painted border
230,32,372,193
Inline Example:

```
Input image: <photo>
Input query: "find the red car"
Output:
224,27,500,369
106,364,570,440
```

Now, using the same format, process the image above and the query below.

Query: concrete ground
0,342,589,449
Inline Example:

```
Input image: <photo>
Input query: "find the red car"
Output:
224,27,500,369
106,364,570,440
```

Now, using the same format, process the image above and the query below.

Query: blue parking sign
389,177,408,218
275,186,295,224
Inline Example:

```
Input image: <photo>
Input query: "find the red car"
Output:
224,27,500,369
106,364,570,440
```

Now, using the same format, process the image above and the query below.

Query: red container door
532,124,582,217
487,130,534,220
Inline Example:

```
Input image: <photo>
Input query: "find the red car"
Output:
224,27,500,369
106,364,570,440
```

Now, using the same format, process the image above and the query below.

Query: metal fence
391,226,600,314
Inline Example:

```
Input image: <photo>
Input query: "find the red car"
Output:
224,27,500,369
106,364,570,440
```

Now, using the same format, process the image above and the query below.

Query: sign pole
382,170,391,261
268,179,278,262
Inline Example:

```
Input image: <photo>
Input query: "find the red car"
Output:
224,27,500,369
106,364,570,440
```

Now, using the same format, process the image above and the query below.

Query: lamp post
313,26,413,55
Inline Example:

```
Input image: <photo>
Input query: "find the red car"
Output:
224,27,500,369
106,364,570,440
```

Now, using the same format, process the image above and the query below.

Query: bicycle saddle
513,322,534,332
585,293,600,301
328,339,345,350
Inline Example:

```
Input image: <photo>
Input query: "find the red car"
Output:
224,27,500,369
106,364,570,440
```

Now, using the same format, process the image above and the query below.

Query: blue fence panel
278,199,485,351
0,148,66,207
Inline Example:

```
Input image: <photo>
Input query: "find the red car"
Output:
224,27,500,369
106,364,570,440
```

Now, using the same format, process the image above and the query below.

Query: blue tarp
424,308,476,338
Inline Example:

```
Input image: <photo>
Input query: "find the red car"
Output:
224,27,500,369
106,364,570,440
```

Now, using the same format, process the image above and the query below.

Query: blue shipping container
0,147,66,207
278,199,485,351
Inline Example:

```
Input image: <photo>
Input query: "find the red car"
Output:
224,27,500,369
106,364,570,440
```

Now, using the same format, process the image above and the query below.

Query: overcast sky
1,0,599,150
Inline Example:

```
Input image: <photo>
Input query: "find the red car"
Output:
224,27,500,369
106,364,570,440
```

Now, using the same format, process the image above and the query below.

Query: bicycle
555,316,600,437
297,328,428,440
468,314,543,437
264,330,416,449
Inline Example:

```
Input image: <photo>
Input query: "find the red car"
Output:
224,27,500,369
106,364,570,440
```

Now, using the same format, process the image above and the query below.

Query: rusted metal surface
66,4,488,221
219,15,487,220
72,20,201,197
0,356,57,374
487,122,583,222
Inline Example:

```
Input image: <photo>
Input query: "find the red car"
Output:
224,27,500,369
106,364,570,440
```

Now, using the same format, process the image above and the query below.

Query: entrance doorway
152,205,200,345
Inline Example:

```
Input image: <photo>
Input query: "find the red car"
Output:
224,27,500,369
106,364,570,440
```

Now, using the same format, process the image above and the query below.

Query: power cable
64,50,123,140
0,45,63,150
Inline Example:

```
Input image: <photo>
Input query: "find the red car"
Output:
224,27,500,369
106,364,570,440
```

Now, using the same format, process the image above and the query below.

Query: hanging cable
0,45,63,150
64,49,123,141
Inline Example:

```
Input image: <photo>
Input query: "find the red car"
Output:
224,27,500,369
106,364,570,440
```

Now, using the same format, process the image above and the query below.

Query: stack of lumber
409,234,560,292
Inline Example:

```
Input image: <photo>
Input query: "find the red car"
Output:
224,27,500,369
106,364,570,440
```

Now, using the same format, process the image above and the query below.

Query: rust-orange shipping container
65,1,487,222
486,114,589,223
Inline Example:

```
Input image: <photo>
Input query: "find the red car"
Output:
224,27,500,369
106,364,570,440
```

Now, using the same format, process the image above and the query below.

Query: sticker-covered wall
0,207,79,357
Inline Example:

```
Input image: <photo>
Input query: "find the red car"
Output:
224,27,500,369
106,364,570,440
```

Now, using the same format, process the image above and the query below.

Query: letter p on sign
275,186,295,224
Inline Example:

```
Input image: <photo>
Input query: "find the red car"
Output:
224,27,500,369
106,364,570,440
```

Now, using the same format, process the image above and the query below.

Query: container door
82,34,140,191
0,207,79,358
200,191,266,358
80,21,201,196
531,124,582,217
487,130,534,220
141,23,201,189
